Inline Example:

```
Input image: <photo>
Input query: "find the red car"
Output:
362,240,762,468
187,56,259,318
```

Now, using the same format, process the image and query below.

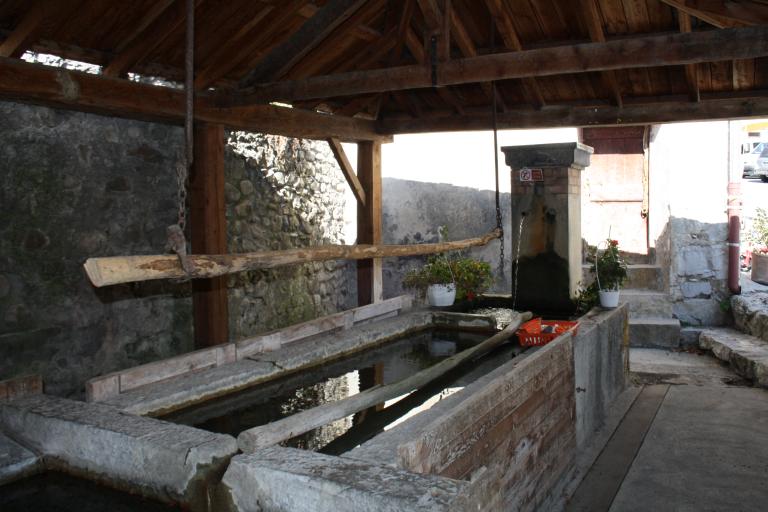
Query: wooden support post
357,141,382,306
190,123,229,348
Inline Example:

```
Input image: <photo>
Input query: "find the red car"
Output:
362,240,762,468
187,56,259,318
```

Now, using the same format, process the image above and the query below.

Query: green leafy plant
747,207,768,254
592,239,628,291
573,238,628,314
403,255,492,302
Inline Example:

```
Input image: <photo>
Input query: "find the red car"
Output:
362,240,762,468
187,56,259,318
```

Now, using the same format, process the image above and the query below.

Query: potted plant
403,255,456,306
748,207,768,285
403,255,493,307
592,238,628,308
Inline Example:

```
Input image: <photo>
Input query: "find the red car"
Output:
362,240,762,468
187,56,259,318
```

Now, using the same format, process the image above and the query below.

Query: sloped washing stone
0,432,39,484
629,318,681,348
219,448,467,512
699,328,768,387
0,395,237,508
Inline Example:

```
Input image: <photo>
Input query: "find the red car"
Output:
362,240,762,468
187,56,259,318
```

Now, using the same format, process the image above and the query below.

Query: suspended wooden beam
225,25,768,105
0,56,389,142
327,137,366,205
237,311,532,452
82,229,501,288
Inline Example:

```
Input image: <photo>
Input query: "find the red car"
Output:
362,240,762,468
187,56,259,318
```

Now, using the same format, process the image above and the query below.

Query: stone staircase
583,252,681,348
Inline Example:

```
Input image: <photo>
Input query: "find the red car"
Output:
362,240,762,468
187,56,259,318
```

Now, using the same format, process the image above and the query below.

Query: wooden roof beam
483,0,546,108
581,0,624,107
0,56,389,142
327,137,366,205
225,25,768,105
103,0,194,78
194,0,309,91
297,3,380,42
0,0,71,58
677,11,701,102
377,94,768,133
240,0,367,86
659,0,768,28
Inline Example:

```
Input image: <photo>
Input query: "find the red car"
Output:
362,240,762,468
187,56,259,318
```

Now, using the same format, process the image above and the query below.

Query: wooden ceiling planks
1,0,768,133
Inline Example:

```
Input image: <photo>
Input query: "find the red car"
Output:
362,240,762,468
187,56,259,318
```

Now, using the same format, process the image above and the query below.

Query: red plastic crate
517,318,579,347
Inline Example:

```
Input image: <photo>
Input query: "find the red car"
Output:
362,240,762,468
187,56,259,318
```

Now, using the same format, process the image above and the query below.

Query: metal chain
490,13,504,279
175,160,188,231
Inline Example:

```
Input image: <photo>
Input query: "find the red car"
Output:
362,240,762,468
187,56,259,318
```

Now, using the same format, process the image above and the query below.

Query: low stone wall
572,304,629,447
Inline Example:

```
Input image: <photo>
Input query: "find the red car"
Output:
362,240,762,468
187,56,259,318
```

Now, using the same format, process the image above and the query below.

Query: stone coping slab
104,310,451,417
0,395,237,508
0,432,40,485
219,448,468,512
700,328,768,387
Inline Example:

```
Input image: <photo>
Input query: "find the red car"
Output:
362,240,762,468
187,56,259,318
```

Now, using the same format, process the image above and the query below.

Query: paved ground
567,349,768,512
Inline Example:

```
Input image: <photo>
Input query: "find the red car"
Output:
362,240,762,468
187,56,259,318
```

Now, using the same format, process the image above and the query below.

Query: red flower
466,291,476,301
609,240,619,247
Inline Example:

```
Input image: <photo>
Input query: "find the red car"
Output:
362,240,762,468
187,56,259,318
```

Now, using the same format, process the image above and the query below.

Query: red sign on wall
519,168,544,182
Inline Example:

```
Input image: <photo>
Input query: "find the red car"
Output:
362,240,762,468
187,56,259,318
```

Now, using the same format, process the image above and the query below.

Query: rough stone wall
0,101,192,398
381,178,511,301
649,122,730,325
0,102,354,397
224,132,356,338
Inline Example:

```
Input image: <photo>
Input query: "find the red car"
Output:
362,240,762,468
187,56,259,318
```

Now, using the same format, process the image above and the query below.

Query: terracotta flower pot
752,252,768,285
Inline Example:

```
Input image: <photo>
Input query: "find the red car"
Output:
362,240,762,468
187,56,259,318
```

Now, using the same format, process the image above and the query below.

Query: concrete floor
568,349,768,512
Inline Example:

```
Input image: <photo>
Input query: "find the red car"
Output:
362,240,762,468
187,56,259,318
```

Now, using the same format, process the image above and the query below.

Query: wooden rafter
0,0,70,58
286,0,387,81
297,3,380,42
227,26,768,104
103,0,197,78
194,0,308,91
659,0,768,28
327,137,366,205
677,12,701,102
240,0,367,86
0,56,388,142
484,0,545,108
377,93,768,133
582,0,624,107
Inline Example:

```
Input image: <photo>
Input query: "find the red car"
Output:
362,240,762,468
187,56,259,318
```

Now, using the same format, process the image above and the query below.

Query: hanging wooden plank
82,229,501,288
237,311,532,452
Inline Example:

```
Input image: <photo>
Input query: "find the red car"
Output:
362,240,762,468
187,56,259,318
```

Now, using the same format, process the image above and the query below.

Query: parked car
756,146,768,182
744,142,767,178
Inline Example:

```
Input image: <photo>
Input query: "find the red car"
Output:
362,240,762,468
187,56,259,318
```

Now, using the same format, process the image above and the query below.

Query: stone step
629,318,681,348
621,289,674,318
731,294,768,343
699,328,768,388
582,264,663,291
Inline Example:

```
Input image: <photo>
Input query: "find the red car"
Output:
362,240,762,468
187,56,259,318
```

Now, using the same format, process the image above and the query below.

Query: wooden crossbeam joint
327,137,366,205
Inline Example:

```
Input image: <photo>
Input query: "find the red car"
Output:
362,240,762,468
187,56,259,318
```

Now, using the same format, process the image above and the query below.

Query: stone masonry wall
0,101,354,397
224,132,356,339
649,122,730,325
380,178,512,301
